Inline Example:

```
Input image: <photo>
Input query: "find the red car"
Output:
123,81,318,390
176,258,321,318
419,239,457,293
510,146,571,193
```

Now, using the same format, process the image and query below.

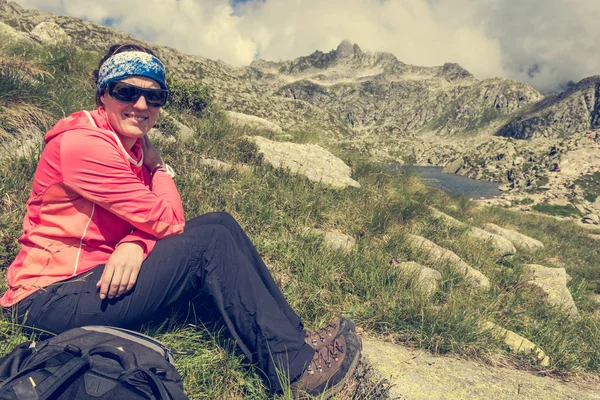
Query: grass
532,202,583,218
575,171,600,203
2,39,600,398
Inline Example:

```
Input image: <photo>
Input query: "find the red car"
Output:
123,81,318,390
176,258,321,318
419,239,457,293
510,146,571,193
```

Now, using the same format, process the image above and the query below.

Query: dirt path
363,339,600,400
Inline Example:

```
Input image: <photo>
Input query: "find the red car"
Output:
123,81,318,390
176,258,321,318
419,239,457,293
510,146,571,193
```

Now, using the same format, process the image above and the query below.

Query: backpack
0,326,189,400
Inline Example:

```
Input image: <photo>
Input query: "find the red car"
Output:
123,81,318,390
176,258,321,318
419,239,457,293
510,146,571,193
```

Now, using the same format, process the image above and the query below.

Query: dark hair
93,43,160,107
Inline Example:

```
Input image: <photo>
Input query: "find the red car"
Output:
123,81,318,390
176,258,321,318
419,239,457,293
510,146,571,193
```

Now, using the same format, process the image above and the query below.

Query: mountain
497,76,600,139
0,0,598,168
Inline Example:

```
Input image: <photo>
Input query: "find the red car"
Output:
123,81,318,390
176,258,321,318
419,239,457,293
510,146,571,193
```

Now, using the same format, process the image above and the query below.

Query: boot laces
306,321,339,347
305,338,344,375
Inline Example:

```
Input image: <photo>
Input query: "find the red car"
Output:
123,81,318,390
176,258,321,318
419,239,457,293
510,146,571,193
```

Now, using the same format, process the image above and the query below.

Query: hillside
1,2,600,399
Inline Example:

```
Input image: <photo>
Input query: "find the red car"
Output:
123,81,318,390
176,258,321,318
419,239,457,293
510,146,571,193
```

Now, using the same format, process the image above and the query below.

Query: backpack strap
120,368,182,400
36,358,89,400
0,352,88,400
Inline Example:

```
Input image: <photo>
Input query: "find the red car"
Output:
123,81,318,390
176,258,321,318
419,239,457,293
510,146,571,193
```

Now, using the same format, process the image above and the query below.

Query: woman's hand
141,135,164,170
97,242,144,299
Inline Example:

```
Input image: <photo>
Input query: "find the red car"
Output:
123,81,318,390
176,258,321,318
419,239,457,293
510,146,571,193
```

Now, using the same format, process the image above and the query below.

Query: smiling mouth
125,114,147,122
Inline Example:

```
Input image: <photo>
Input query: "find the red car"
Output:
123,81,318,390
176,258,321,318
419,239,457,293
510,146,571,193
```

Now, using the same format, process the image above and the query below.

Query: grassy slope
1,39,600,398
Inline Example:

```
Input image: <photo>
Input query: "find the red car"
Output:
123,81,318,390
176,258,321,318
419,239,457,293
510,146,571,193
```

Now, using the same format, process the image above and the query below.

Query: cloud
15,0,600,93
18,0,257,64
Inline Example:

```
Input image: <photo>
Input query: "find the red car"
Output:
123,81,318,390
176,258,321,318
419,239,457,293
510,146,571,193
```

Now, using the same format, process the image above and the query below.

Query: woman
0,43,361,397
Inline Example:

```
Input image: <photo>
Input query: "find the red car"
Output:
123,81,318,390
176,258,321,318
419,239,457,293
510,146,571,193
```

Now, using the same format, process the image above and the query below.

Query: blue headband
97,51,167,96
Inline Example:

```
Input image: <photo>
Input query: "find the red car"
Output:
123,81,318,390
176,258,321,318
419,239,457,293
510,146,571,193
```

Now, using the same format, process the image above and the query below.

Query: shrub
166,78,213,115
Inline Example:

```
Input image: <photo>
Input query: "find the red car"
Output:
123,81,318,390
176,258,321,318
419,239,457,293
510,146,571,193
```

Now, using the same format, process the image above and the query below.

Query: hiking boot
292,329,362,399
304,317,356,351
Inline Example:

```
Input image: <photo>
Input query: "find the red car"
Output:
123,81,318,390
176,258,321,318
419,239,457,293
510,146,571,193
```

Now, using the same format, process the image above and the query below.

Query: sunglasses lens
108,82,168,107
112,84,140,102
144,90,168,107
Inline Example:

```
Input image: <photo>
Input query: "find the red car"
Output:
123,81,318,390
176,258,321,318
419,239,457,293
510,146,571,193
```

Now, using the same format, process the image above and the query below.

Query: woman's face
100,76,161,147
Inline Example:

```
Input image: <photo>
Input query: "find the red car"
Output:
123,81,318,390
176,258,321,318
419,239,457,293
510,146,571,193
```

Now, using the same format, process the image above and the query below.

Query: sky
16,0,600,93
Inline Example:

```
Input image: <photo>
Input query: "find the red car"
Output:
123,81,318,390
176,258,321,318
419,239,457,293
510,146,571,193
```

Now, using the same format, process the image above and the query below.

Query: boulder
199,158,234,172
397,261,442,297
481,322,550,367
406,234,490,289
225,111,283,135
522,264,579,318
249,136,360,189
429,208,516,256
442,157,463,174
481,223,545,252
30,21,70,44
0,21,33,43
583,214,600,225
362,339,596,400
310,229,355,254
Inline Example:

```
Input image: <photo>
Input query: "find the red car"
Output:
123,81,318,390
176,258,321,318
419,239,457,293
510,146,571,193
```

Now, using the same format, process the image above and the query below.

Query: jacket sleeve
117,229,157,257
60,130,185,238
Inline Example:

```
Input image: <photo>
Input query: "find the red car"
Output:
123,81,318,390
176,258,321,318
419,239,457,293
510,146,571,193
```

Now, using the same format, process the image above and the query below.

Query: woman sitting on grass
0,43,361,397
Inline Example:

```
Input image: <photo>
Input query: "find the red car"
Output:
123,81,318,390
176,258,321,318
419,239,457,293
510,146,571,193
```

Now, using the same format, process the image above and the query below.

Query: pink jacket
1,108,185,307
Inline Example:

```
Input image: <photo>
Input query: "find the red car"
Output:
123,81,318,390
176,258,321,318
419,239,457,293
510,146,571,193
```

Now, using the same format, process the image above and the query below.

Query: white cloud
14,0,600,92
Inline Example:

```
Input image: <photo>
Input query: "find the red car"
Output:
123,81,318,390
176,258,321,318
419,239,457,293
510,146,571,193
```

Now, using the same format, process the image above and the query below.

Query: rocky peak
438,63,474,81
334,40,363,60
497,75,600,139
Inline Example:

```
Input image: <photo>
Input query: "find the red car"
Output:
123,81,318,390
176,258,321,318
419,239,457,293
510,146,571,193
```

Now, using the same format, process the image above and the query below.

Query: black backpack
0,326,189,400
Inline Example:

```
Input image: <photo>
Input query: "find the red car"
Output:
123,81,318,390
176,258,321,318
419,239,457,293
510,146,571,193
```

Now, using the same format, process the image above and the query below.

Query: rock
442,157,463,174
397,261,442,297
481,223,545,252
171,119,195,141
583,214,600,225
159,110,196,141
481,322,550,367
575,203,589,215
199,158,234,172
406,234,490,289
30,21,70,44
362,339,600,400
310,229,356,253
522,264,579,318
249,136,360,189
147,128,176,143
429,208,516,256
225,111,283,136
0,20,33,43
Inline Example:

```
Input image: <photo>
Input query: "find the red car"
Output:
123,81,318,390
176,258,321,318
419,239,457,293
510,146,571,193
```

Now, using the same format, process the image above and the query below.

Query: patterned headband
97,51,167,95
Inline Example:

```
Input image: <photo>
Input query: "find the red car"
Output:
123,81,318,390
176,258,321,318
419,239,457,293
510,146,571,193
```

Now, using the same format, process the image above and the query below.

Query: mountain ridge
0,0,598,173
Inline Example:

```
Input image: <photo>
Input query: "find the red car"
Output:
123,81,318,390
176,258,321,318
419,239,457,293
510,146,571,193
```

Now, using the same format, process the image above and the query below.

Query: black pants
13,212,314,392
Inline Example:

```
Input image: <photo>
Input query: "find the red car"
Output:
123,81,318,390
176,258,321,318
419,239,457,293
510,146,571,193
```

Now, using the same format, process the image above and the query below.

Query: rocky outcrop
481,322,550,367
482,223,545,252
199,158,234,172
0,20,32,43
310,229,356,254
225,111,283,136
249,136,360,189
429,208,516,256
362,339,600,400
396,261,442,298
497,76,600,140
30,21,70,44
406,234,490,289
523,264,579,318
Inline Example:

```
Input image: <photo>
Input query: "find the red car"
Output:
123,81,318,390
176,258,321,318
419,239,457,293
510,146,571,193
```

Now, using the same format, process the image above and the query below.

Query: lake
390,166,501,199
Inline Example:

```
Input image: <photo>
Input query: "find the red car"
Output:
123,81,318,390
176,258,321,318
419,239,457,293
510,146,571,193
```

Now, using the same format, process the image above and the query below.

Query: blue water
390,166,501,199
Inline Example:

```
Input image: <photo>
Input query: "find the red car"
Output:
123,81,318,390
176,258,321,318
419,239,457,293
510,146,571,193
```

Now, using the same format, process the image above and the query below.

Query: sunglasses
107,81,169,108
